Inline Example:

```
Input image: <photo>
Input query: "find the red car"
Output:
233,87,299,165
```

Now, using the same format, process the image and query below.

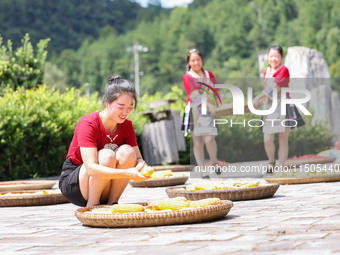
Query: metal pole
127,44,148,97
134,44,140,96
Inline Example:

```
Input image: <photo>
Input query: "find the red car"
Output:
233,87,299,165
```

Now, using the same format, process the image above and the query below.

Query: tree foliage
0,34,49,91
0,0,153,54
41,0,340,95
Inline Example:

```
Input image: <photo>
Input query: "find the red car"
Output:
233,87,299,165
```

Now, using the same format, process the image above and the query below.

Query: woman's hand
125,161,149,182
253,93,266,109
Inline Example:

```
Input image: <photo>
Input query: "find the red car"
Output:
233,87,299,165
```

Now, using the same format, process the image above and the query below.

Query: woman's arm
80,147,147,181
133,146,146,165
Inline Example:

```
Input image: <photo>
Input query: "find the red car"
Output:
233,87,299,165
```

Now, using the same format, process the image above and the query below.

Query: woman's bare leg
264,133,276,164
278,128,291,166
204,135,217,164
193,136,205,166
107,145,137,204
79,149,116,207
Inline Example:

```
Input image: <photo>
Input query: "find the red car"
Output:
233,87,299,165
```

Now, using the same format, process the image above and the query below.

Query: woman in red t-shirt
59,74,148,207
254,45,300,172
182,49,222,178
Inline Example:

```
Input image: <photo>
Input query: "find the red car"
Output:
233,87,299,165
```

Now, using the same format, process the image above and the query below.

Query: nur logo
198,83,311,116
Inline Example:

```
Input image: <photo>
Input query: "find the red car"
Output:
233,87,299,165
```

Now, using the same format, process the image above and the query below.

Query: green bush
0,85,101,180
0,34,49,91
214,114,332,163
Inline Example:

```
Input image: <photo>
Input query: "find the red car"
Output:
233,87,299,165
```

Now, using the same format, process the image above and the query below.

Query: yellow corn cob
186,185,196,191
189,198,222,208
238,181,260,188
186,183,215,190
170,196,188,202
149,197,188,210
140,166,154,177
87,208,111,214
157,200,190,211
110,204,144,214
219,183,237,189
150,170,173,179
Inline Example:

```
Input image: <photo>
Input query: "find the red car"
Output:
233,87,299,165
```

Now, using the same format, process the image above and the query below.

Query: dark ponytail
105,74,137,108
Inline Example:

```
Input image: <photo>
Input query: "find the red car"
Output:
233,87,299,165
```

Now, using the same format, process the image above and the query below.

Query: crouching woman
59,74,148,207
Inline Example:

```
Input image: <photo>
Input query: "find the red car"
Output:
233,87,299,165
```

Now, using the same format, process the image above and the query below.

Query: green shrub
0,34,49,91
0,85,101,180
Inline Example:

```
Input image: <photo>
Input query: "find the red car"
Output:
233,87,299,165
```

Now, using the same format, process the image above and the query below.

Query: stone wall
258,46,340,140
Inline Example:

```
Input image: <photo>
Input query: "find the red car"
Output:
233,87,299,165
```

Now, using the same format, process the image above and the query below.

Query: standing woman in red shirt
182,49,221,178
59,74,148,207
254,45,304,172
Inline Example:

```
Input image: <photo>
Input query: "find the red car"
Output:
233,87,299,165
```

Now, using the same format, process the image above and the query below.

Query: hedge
0,85,101,180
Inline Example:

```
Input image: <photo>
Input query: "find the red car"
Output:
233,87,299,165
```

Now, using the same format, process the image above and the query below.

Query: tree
0,33,49,91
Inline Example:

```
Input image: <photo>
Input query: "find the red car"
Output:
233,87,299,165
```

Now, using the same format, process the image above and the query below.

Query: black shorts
59,158,87,207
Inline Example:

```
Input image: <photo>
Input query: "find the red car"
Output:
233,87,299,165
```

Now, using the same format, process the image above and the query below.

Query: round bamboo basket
166,184,280,201
265,174,340,185
75,200,233,228
130,176,188,188
0,189,69,207
0,180,57,192
286,156,336,167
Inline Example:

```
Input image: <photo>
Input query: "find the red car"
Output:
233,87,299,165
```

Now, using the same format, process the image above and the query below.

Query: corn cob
186,183,216,190
157,200,190,211
238,181,260,188
87,208,111,214
150,170,173,179
148,197,187,209
110,204,144,214
149,197,189,211
189,198,222,208
140,166,154,177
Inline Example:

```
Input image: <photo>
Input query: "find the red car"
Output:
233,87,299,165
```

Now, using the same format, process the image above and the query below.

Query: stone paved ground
1,169,340,254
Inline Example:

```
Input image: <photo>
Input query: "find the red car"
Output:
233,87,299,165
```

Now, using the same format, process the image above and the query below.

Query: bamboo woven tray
0,189,69,207
152,165,193,172
166,183,279,201
265,174,340,185
0,180,57,192
75,200,233,228
130,176,189,188
285,157,336,166
215,104,250,116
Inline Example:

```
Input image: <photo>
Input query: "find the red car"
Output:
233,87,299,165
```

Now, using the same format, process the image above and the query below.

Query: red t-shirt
263,65,290,98
263,65,290,88
66,112,138,165
182,71,217,105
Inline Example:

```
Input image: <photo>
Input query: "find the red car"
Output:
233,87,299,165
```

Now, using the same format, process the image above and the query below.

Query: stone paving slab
1,174,340,254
